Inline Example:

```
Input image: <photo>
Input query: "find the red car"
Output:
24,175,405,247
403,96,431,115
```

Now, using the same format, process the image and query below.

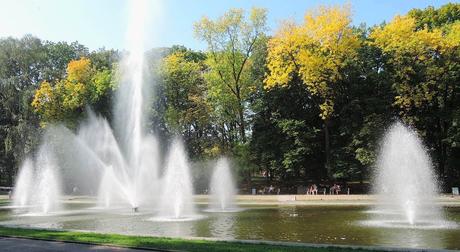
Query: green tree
0,36,88,185
159,47,215,158
194,7,268,144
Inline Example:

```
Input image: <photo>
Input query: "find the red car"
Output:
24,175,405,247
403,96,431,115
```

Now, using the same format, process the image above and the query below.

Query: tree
32,57,114,127
159,47,215,158
0,36,88,185
265,5,360,178
194,7,268,144
327,25,394,182
408,3,460,30
370,14,460,184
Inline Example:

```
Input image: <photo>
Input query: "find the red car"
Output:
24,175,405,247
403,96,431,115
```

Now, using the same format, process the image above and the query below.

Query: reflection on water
379,228,443,249
210,213,235,239
0,204,459,249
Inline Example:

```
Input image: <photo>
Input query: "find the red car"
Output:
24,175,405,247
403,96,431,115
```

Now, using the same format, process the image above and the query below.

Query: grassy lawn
0,226,374,252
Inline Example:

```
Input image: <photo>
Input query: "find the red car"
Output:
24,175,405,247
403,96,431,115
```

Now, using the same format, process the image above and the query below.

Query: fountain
11,0,161,213
12,143,62,215
94,0,159,210
153,139,198,221
9,0,200,221
4,2,460,249
76,111,159,210
207,158,238,212
12,158,34,208
365,122,455,229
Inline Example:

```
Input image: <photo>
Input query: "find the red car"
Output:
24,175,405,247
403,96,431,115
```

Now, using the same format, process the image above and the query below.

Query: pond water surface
1,203,459,250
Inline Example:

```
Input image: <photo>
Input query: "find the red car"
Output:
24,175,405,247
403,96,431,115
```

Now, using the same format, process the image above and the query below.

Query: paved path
0,237,166,252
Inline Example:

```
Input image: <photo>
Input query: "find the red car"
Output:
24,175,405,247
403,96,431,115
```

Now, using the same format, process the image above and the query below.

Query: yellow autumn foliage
370,15,446,55
67,57,92,83
265,5,360,120
32,57,113,125
370,15,458,117
31,81,56,117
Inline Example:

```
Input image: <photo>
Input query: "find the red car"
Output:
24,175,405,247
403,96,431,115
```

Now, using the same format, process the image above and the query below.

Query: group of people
305,183,341,195
258,185,280,195
330,184,341,195
255,183,344,195
306,184,318,195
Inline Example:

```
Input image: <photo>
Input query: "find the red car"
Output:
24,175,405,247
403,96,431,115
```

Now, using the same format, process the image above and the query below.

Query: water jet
365,122,454,229
207,157,239,212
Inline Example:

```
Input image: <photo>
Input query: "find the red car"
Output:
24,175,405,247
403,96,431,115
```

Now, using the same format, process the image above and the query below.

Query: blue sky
0,0,456,51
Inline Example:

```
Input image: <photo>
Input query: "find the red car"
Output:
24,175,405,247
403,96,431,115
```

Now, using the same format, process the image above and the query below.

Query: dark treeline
1,4,459,191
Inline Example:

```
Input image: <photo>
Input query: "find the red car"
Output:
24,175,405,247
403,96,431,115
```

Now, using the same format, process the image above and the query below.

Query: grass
0,226,376,252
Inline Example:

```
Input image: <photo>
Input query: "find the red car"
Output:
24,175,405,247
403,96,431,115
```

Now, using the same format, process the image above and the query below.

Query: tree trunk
439,119,449,190
324,119,332,179
238,104,246,143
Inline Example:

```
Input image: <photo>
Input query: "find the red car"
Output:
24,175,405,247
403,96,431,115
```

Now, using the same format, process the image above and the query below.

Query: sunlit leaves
194,7,268,142
408,3,460,30
31,58,113,125
67,57,92,84
370,15,459,120
264,21,302,89
160,50,210,132
265,5,360,121
31,81,58,123
92,69,113,99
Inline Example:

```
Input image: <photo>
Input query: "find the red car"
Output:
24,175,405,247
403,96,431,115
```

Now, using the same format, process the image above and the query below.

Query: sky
0,0,457,51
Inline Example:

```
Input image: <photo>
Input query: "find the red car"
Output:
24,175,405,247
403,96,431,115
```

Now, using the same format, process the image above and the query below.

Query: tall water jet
372,122,444,227
10,0,170,215
9,0,168,215
94,0,159,209
208,158,238,212
115,0,148,166
11,0,162,211
155,139,196,220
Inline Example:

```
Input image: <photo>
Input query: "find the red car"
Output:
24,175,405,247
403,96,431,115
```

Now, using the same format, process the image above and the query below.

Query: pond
1,203,459,250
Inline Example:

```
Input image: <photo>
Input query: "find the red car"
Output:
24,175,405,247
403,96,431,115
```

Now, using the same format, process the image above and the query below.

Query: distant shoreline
196,194,460,206
3,194,457,206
